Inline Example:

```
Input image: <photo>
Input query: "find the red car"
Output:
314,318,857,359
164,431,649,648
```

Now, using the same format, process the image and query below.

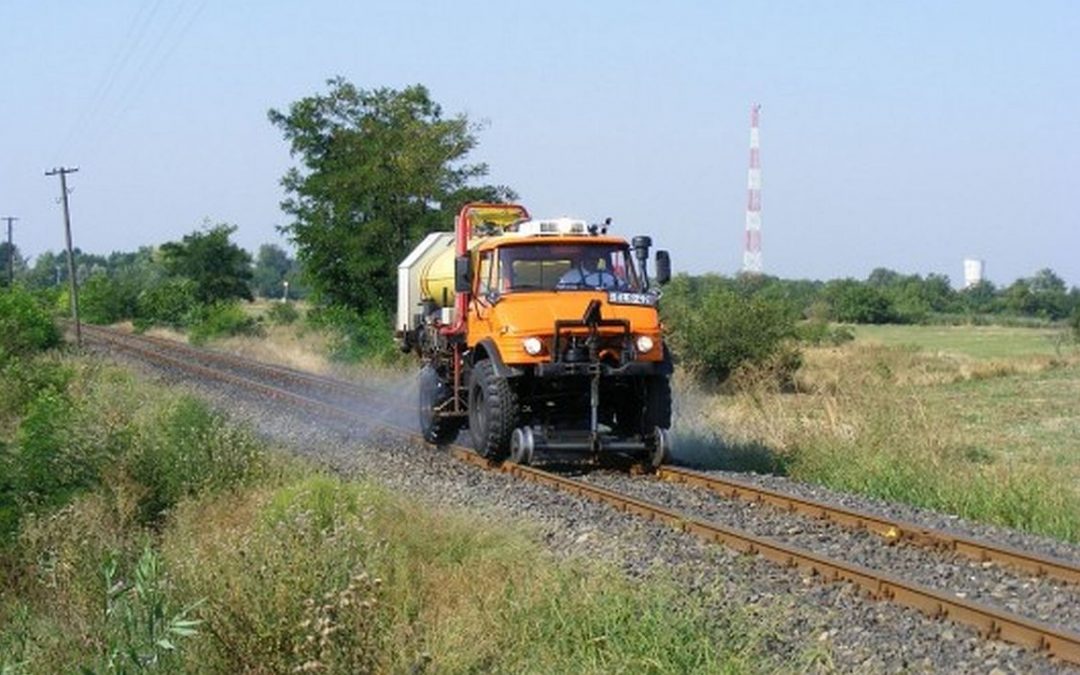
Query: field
677,324,1080,542
853,324,1072,360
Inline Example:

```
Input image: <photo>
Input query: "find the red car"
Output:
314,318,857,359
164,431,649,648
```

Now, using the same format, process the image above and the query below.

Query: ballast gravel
91,340,1079,674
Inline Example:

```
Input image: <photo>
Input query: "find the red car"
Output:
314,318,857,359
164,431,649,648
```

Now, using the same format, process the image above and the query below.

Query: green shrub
127,396,264,523
265,300,300,325
823,280,899,324
0,287,61,362
135,278,199,329
306,305,403,365
79,273,140,325
187,302,262,345
795,319,855,347
663,281,799,385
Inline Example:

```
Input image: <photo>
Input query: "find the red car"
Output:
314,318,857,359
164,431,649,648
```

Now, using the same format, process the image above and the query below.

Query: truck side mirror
454,255,472,294
655,250,671,285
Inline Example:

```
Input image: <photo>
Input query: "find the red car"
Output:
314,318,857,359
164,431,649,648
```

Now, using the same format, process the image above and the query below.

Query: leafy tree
252,243,307,299
0,242,26,286
24,250,65,289
959,280,998,314
269,78,515,313
823,279,898,324
159,224,253,304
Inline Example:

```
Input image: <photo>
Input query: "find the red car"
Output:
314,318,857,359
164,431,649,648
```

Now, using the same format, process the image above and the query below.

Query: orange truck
396,203,673,466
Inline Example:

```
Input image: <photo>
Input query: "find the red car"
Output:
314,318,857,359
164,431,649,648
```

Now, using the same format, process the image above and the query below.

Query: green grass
853,324,1073,360
0,351,768,673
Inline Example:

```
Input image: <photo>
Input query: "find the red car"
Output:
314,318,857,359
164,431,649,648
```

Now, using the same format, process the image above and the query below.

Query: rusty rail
657,465,1080,586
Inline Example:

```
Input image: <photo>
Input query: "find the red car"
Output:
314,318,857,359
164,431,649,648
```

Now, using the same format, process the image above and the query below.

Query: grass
853,323,1072,360
0,351,767,673
675,325,1080,543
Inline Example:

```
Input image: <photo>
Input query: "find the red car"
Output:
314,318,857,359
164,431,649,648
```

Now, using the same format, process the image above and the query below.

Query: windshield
490,243,642,293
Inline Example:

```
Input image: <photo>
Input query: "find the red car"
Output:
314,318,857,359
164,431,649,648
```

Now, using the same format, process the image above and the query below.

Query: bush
265,301,300,325
135,278,199,329
663,281,799,385
187,302,263,345
823,280,899,324
306,305,403,364
0,288,61,362
127,396,265,523
795,319,855,347
79,273,140,325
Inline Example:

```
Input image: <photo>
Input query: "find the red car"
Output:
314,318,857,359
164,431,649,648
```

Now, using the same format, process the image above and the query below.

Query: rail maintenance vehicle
396,203,673,467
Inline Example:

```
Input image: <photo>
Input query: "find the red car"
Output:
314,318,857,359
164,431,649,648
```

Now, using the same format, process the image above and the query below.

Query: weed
93,547,201,672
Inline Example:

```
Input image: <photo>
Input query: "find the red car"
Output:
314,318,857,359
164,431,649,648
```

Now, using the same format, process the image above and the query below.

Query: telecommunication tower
742,104,763,274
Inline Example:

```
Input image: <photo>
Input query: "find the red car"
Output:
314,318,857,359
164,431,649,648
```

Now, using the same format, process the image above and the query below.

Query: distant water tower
963,258,985,288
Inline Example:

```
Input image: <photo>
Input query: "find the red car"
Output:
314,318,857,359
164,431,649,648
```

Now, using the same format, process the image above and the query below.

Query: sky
2,1,1078,286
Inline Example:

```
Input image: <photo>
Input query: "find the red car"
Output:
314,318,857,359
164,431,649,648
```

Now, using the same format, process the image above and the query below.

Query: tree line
4,76,1078,380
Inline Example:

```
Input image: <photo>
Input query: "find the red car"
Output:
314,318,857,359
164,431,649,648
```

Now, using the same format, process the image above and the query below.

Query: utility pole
45,167,82,346
2,216,17,286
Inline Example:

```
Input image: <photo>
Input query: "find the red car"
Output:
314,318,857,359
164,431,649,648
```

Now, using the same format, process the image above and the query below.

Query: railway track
82,324,1080,666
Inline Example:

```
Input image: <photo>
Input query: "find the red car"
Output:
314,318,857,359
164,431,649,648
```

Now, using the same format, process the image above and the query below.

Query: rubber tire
468,359,517,460
643,375,672,430
419,365,462,445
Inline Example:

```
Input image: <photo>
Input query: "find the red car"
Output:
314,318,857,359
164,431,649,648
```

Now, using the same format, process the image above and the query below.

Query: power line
52,0,166,163
45,167,82,347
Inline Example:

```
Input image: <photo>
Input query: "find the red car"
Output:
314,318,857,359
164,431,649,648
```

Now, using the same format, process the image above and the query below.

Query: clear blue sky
3,1,1078,286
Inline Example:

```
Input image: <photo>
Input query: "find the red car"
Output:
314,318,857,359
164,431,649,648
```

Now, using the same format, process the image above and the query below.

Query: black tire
468,359,517,459
643,375,672,430
419,365,462,445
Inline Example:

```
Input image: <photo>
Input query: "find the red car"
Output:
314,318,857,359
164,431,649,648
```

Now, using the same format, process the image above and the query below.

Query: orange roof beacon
396,203,673,467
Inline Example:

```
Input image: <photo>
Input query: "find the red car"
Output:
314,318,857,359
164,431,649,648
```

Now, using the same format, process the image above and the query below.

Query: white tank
963,258,985,288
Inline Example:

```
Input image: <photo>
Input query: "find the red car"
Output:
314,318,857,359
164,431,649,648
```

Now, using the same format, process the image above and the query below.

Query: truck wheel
468,359,517,460
419,365,462,445
643,375,672,430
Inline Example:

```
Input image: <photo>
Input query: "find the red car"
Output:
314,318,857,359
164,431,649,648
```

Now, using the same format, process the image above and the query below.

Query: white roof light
515,217,588,236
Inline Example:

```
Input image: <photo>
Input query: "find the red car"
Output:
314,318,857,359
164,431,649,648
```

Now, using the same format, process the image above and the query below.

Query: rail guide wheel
649,427,671,469
509,426,535,465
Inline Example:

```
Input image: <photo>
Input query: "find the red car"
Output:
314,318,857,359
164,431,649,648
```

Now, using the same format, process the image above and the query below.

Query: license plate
608,291,656,307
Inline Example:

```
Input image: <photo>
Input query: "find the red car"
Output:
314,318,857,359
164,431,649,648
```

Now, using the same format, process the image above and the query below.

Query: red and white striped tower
742,103,763,274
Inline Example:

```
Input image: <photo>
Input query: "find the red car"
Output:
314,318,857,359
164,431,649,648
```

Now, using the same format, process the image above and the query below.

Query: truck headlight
635,335,655,354
522,337,544,356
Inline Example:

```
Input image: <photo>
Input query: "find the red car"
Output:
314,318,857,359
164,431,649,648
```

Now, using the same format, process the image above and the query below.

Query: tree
159,224,253,304
959,280,998,314
251,244,292,298
824,279,898,324
0,242,26,286
268,78,515,313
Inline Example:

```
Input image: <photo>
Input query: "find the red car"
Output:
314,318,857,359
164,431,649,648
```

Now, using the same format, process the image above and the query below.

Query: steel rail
81,324,376,399
82,325,1080,666
657,465,1080,586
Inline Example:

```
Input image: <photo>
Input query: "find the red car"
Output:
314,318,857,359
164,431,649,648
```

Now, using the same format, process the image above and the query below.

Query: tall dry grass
675,344,1080,542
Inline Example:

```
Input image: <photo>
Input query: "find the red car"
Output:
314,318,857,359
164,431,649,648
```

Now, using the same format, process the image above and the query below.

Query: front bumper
532,359,672,378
